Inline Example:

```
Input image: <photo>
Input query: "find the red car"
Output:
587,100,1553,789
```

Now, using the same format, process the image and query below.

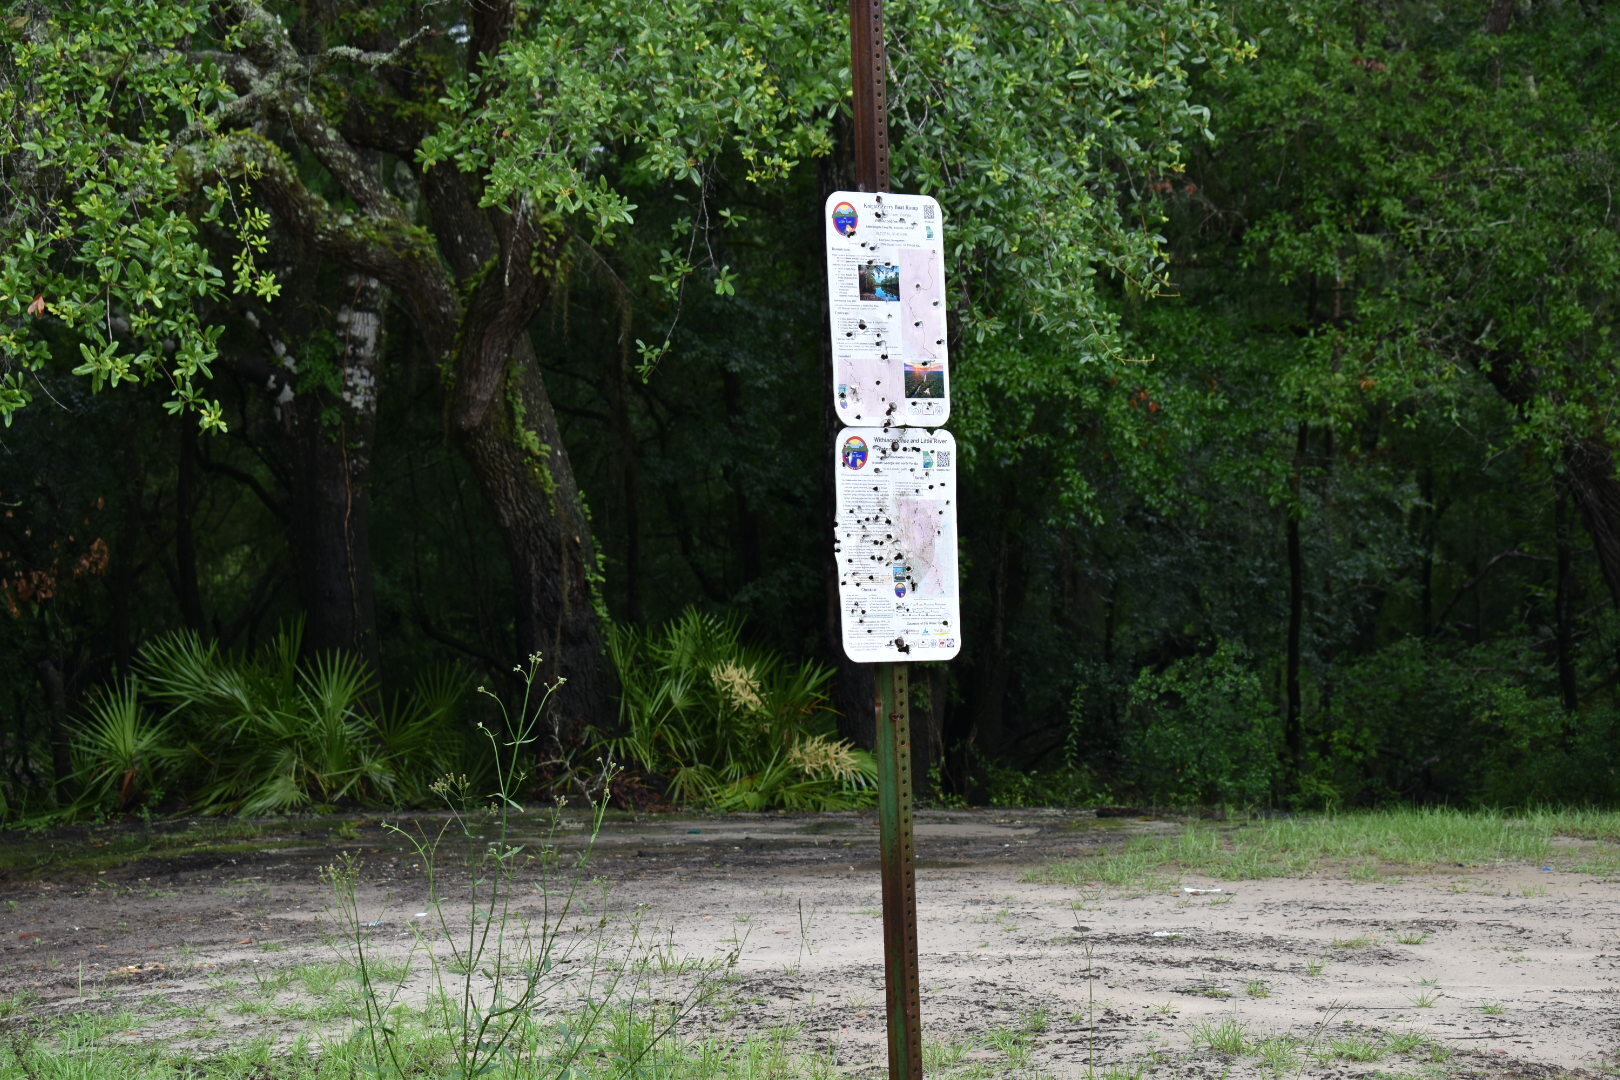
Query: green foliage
72,679,181,812
1118,641,1281,806
1,0,1249,427
1317,638,1620,808
63,625,476,817
137,626,396,813
601,609,875,811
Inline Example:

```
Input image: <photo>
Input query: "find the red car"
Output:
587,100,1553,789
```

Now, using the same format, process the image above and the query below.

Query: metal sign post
835,4,939,1075
874,661,921,1080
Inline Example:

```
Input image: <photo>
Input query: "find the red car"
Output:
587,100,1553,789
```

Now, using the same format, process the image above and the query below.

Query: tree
3,1,1250,748
1058,0,1620,801
3,0,848,735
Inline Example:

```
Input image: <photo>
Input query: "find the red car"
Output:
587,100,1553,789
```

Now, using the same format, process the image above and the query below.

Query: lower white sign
834,426,961,662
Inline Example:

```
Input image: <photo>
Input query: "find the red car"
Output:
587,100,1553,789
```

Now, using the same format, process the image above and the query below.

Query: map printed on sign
834,426,960,662
825,191,949,427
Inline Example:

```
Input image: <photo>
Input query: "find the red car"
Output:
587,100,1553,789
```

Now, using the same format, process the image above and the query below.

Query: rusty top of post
850,0,890,194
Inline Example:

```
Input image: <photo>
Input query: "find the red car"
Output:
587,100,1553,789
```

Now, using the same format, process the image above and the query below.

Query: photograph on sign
834,426,960,662
824,191,949,427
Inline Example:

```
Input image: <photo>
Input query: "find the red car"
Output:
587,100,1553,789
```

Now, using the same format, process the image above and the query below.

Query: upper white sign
824,191,949,428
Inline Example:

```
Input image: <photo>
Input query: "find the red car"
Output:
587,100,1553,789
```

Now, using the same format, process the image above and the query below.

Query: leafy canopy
2,0,1248,430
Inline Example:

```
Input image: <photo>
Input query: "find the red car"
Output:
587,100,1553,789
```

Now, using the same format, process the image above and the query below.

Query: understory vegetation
24,611,873,822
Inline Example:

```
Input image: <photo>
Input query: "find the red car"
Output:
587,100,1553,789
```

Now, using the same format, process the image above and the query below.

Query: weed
987,1023,1035,1068
1408,989,1443,1008
247,966,293,996
1388,1030,1431,1054
0,990,42,1020
1395,930,1429,945
1331,934,1378,949
1480,1001,1506,1015
924,1035,974,1071
797,899,818,966
327,655,743,1080
291,962,348,997
1021,1006,1051,1035
1304,958,1326,976
1255,1035,1300,1074
1245,980,1271,998
1322,1033,1385,1062
1188,1015,1250,1054
1097,1062,1151,1080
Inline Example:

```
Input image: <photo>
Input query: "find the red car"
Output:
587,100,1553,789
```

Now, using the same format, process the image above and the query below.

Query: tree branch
191,133,459,352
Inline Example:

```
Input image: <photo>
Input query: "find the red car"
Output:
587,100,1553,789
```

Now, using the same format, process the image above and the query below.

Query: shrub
1325,637,1620,806
600,609,876,810
66,624,475,816
1117,640,1282,806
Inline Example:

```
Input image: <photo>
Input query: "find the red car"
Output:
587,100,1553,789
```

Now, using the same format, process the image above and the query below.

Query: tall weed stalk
334,655,734,1080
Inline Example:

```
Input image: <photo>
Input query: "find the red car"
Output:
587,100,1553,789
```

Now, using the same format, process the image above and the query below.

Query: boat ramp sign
824,191,950,429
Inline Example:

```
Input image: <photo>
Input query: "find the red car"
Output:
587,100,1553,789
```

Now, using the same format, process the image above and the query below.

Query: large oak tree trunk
455,342,612,745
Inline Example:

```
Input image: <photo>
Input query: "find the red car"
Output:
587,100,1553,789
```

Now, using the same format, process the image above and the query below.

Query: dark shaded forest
4,0,1618,819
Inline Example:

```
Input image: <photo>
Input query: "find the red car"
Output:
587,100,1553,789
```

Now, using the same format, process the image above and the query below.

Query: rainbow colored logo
841,435,869,470
831,201,858,236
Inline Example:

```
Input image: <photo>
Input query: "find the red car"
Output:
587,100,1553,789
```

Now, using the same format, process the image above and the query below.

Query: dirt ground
2,808,1616,1078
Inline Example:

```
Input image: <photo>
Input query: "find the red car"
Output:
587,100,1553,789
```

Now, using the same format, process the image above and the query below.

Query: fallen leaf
237,938,253,945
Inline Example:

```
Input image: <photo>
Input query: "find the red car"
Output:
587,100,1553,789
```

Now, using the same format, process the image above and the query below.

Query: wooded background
5,0,1617,816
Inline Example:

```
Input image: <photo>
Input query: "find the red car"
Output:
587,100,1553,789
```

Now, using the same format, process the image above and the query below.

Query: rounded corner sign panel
834,426,960,663
824,191,949,428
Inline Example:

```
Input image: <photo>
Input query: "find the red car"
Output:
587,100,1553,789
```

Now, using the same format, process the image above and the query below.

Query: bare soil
2,809,1615,1078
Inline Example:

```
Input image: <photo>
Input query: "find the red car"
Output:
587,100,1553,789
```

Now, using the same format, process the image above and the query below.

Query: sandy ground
2,809,1616,1078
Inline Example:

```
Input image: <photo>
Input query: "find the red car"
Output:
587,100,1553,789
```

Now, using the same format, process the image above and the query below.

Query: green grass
1029,807,1620,887
1331,935,1379,949
1187,1015,1251,1054
1320,1033,1386,1063
0,1005,852,1080
1253,1035,1300,1074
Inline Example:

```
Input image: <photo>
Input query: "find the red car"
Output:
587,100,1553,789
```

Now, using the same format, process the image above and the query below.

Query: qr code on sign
935,449,952,468
923,204,934,220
